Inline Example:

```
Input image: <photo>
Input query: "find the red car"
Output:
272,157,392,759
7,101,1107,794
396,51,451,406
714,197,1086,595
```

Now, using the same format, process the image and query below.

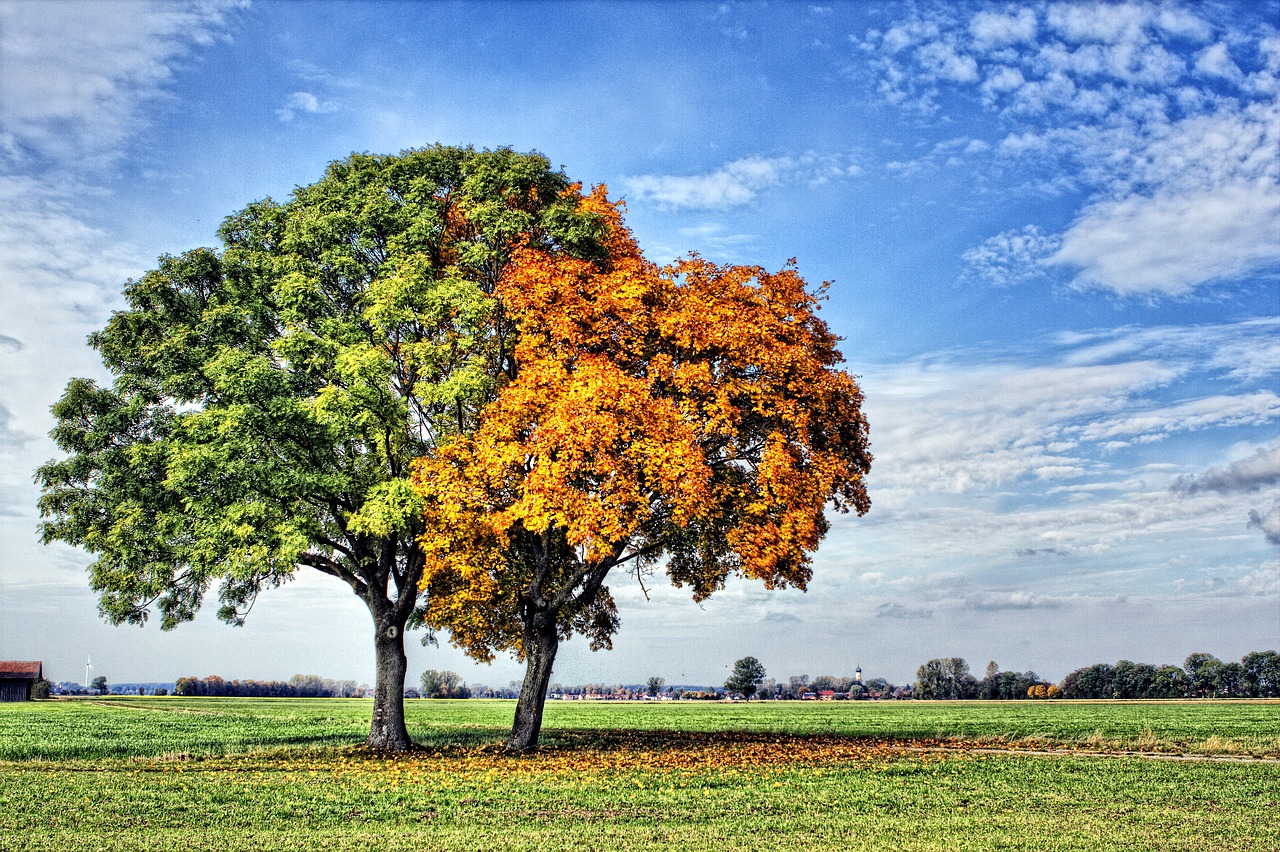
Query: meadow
1,698,1276,850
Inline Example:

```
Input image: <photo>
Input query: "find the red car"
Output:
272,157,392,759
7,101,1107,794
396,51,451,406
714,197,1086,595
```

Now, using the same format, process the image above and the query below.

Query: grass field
1,698,1277,850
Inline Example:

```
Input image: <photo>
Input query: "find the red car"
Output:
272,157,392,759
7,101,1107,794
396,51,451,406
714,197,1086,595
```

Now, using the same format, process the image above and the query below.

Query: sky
0,0,1277,691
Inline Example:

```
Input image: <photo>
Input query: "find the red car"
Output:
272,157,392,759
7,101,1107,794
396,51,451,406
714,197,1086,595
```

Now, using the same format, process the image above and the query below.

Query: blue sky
1,0,1276,690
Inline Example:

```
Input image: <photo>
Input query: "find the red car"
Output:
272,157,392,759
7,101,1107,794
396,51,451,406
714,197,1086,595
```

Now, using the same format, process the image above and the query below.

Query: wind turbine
84,656,93,689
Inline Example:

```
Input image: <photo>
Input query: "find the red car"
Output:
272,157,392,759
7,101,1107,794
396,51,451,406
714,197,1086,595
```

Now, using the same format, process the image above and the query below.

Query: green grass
3,697,1276,760
1,698,1277,850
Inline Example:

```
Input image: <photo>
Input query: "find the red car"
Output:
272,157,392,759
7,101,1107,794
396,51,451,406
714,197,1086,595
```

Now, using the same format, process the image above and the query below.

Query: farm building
0,661,43,702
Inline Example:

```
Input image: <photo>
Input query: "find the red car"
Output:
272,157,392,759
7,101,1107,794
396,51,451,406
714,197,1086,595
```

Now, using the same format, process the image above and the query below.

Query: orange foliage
412,185,870,661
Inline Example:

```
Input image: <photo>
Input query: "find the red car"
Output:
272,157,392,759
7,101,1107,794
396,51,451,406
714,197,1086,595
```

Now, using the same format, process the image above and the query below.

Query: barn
0,661,44,702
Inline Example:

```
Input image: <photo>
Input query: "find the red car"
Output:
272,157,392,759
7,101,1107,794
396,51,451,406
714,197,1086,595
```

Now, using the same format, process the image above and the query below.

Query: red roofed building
0,661,43,702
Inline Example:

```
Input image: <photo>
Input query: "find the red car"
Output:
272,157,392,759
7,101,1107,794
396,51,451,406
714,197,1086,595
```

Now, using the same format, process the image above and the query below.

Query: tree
420,669,466,698
1184,653,1223,697
412,189,872,750
1060,663,1114,699
914,658,975,700
1150,664,1189,698
646,676,665,697
979,660,1000,700
90,675,108,694
1241,650,1280,698
35,145,606,751
725,657,767,699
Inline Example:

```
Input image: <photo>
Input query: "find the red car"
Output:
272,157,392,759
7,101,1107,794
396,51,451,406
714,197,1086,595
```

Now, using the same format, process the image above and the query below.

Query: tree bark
366,620,412,751
506,614,559,752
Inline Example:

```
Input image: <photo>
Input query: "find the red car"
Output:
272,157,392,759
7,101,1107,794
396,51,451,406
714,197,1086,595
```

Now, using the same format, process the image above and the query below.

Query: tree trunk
366,621,412,751
506,615,559,752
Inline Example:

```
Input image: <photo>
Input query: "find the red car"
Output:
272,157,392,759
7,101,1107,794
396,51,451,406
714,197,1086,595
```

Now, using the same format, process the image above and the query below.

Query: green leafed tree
725,656,767,699
419,668,466,698
35,145,606,750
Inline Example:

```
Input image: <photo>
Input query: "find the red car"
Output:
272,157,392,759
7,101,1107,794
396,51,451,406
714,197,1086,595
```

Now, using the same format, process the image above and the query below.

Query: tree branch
299,552,367,596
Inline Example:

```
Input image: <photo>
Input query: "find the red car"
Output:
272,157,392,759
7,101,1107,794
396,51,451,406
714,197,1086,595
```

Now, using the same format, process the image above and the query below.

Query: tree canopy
412,188,871,749
725,657,768,699
36,145,607,750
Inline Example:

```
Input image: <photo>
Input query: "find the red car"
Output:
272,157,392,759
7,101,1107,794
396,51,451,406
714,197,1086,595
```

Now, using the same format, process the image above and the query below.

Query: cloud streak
0,0,245,167
622,153,860,210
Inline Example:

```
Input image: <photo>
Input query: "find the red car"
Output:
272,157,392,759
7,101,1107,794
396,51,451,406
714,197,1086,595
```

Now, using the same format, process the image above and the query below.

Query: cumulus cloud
969,9,1037,48
1195,42,1244,81
622,153,860,210
1051,183,1280,296
861,2,1280,298
1239,560,1280,592
1172,444,1280,495
1248,506,1280,546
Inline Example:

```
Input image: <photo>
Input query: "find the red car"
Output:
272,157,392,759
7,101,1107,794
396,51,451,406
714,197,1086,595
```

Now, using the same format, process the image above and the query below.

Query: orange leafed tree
412,187,871,751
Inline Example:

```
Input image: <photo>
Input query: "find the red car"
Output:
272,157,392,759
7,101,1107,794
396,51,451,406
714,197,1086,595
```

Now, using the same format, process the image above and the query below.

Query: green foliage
420,669,467,699
724,656,766,698
36,145,602,633
915,657,977,700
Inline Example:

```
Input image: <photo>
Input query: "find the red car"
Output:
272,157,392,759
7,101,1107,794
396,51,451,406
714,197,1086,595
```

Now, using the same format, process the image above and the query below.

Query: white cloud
1050,182,1280,296
1056,319,1280,384
970,9,1037,48
865,356,1174,494
1195,42,1244,81
276,91,339,123
965,590,1065,610
962,225,1061,287
0,0,245,167
1077,392,1280,443
622,153,860,210
917,40,979,83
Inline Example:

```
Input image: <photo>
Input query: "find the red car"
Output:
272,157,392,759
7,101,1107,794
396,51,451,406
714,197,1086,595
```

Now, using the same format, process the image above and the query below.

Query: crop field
1,699,1277,851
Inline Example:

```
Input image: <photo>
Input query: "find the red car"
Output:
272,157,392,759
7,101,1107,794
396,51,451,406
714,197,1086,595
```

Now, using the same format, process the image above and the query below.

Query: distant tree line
174,674,364,698
1058,652,1279,699
913,651,1278,700
158,649,1277,703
